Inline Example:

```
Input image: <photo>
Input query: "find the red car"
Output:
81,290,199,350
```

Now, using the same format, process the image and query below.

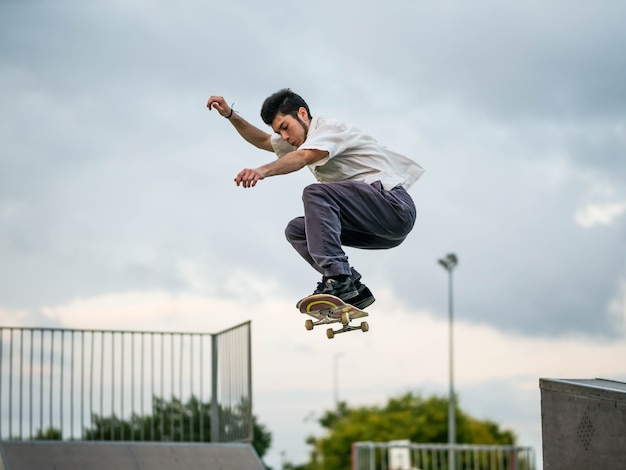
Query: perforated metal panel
540,378,626,470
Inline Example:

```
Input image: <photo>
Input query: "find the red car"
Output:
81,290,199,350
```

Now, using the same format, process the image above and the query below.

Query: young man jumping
207,89,424,309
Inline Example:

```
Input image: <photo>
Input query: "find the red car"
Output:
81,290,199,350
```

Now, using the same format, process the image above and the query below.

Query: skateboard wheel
326,328,335,339
360,321,369,332
305,319,314,331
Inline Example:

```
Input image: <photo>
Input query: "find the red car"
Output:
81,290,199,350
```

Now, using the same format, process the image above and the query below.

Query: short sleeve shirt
270,115,424,190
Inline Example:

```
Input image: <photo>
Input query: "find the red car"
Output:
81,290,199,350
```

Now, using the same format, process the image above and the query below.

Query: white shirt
271,115,424,190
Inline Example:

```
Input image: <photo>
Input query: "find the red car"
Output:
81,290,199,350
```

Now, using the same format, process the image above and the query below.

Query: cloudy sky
2,0,626,467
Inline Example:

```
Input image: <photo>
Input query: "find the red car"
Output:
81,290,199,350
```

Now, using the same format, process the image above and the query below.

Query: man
207,89,424,309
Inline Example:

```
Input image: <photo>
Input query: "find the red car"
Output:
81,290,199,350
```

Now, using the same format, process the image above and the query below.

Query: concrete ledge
0,441,264,470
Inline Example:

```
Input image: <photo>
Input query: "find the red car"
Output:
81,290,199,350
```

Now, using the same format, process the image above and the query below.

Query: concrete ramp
0,441,265,470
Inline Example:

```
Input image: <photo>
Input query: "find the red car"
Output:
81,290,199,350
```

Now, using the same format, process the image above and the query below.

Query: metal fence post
211,333,219,443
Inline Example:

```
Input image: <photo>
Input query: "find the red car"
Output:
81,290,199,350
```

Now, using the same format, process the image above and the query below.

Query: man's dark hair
260,88,312,125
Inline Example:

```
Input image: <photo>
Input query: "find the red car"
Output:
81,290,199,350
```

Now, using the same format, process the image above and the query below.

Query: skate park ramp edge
0,441,265,470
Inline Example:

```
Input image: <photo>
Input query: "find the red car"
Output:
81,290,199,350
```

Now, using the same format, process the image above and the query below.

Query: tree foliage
48,394,272,459
33,427,62,440
298,391,516,470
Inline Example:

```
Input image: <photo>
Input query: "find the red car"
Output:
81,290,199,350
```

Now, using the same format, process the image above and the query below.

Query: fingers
234,173,258,188
206,95,224,109
234,168,263,188
206,95,230,117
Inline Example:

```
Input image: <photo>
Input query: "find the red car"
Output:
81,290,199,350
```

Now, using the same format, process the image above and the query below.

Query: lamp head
438,253,458,271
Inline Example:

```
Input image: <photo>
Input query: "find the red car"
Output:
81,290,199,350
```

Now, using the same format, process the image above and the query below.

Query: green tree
302,391,516,470
82,395,271,460
33,427,62,440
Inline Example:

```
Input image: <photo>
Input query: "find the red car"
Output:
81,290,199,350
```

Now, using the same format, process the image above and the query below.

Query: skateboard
298,293,369,339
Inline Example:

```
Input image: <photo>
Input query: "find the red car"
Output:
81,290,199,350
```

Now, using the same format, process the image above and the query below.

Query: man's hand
233,149,328,188
206,95,232,118
235,167,265,188
206,94,274,151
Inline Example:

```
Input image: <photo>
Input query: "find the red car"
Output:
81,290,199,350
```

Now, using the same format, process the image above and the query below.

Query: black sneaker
320,277,359,300
351,281,376,309
296,277,359,308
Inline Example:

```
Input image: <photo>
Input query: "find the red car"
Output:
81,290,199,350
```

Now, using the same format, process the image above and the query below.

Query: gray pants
284,180,416,281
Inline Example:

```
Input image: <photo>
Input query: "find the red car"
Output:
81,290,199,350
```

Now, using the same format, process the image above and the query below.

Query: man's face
271,107,310,147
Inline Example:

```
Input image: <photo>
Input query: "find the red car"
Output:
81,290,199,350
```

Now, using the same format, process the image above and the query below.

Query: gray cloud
1,1,625,341
3,4,626,468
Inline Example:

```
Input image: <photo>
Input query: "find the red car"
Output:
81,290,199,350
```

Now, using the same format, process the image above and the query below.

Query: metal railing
0,322,252,443
353,441,536,470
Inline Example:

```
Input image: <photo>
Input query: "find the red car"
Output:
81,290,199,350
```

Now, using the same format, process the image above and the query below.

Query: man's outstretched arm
206,95,273,152
234,148,328,188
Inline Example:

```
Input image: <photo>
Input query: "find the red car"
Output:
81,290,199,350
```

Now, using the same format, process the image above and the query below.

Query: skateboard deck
298,293,369,339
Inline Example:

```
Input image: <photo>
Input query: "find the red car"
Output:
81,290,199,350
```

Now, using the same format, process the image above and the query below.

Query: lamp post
438,253,458,470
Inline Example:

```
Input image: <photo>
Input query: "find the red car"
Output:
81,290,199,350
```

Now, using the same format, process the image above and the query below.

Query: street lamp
438,253,458,469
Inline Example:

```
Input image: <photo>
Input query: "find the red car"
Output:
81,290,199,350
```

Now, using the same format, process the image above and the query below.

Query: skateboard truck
325,319,370,339
304,307,369,339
